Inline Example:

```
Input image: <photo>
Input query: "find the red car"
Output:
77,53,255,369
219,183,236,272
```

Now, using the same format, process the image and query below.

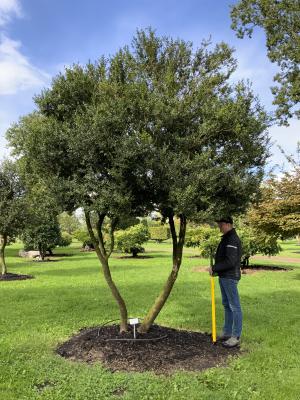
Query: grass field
1,240,300,400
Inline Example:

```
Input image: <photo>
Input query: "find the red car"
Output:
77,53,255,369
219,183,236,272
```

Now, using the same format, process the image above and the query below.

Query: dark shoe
218,332,231,341
222,336,240,348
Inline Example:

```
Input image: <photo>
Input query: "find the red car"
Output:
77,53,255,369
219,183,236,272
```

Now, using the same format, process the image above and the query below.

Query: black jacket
212,228,241,280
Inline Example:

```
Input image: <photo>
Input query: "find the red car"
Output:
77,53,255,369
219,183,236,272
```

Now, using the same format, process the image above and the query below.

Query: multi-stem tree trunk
85,211,128,332
38,243,46,261
139,213,187,333
0,234,8,276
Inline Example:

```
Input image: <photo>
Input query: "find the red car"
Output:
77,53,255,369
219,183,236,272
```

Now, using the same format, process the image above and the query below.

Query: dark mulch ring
48,253,73,257
0,272,34,281
57,324,240,375
115,255,154,259
193,265,292,274
242,264,292,274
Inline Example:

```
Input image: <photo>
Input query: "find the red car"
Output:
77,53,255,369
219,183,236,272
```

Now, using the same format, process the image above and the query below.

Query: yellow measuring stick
210,276,217,343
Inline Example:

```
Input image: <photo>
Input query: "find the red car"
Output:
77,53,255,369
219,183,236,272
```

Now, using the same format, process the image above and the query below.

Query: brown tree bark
85,211,128,332
138,213,187,333
38,243,46,261
0,234,8,275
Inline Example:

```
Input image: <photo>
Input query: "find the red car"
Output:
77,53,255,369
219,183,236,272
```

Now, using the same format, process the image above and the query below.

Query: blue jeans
219,278,242,338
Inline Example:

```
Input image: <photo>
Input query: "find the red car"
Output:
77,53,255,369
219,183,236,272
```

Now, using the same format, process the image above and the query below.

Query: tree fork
139,214,186,333
85,211,128,332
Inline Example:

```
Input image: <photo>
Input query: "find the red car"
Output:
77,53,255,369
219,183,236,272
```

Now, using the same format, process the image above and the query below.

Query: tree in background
238,226,280,267
22,219,62,259
58,232,73,247
21,183,63,260
73,229,95,249
231,0,300,124
58,212,81,235
247,166,300,241
148,224,170,243
185,222,281,268
185,225,220,266
0,160,27,275
115,223,149,257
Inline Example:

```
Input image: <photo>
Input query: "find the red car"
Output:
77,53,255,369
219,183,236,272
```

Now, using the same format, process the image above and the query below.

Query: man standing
209,217,242,348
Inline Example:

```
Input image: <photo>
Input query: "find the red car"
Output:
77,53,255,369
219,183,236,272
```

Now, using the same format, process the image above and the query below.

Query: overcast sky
0,0,299,170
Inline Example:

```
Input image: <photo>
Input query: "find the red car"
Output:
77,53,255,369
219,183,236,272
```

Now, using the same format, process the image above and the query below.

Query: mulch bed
57,324,240,374
241,264,292,274
0,272,34,281
115,255,153,259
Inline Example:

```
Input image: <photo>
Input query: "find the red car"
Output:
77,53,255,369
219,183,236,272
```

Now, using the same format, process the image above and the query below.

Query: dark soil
47,253,73,257
241,264,292,274
57,324,240,374
115,255,154,259
0,272,34,281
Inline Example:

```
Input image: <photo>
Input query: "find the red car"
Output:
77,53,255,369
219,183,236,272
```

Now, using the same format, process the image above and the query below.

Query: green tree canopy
185,222,281,268
7,29,270,332
58,212,81,235
231,0,300,123
185,225,220,266
130,29,269,331
7,50,152,332
0,160,27,275
115,223,149,257
21,183,63,260
148,224,170,242
248,167,300,240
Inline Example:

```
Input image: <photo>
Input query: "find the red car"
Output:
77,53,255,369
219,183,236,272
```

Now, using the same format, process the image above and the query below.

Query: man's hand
208,266,213,276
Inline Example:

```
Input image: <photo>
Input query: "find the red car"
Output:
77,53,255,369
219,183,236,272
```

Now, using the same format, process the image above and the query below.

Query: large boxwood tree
7,29,270,332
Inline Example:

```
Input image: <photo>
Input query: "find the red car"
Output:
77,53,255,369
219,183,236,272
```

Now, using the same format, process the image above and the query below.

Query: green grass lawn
1,240,300,400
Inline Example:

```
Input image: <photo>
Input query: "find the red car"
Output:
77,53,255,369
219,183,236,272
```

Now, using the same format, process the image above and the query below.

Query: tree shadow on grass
26,262,170,277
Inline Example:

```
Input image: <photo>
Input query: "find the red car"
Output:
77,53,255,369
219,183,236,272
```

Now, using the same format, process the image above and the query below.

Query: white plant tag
129,318,139,325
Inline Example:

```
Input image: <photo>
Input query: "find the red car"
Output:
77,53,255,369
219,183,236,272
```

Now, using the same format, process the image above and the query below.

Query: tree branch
96,212,107,258
107,217,118,258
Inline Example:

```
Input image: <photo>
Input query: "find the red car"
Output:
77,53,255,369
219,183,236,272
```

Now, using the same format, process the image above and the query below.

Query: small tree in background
22,219,62,258
0,160,27,275
237,224,281,267
149,225,170,243
185,222,281,268
115,223,149,257
73,229,95,249
185,225,220,266
247,161,300,241
21,183,63,260
58,212,81,235
57,232,73,248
